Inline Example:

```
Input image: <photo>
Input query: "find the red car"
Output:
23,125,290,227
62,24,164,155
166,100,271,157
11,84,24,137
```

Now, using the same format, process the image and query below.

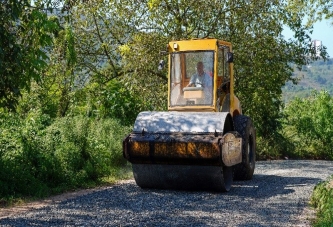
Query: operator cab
168,39,233,112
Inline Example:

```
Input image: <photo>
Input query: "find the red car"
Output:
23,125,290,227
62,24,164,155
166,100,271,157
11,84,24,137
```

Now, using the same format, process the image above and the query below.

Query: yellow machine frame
167,39,241,116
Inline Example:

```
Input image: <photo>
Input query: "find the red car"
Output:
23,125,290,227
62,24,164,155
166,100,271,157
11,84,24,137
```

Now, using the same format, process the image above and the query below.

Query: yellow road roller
123,39,256,192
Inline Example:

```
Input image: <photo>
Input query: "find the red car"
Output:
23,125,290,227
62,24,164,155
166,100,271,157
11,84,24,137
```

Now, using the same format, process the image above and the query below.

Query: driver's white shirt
189,72,213,104
189,72,212,87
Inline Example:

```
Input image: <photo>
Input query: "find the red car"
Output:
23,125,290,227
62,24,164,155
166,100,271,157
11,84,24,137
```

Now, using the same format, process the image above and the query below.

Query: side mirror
158,60,165,70
226,52,234,63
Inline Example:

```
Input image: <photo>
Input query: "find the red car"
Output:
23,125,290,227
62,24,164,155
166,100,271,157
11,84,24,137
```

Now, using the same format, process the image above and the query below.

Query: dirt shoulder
0,183,122,219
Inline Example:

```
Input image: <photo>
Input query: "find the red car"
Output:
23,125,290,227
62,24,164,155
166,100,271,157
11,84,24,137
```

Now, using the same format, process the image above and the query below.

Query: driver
187,62,212,88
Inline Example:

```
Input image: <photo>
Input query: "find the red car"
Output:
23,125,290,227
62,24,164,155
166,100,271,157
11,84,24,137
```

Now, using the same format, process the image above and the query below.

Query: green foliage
311,176,333,227
0,111,131,198
0,0,59,110
71,0,126,81
16,22,80,118
0,111,45,197
118,32,169,111
48,24,78,117
69,0,325,120
289,0,333,26
79,79,146,125
17,82,59,119
256,132,295,160
281,90,333,160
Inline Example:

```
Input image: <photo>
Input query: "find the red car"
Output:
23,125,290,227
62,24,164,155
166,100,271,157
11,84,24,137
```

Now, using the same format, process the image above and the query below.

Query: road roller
123,39,256,192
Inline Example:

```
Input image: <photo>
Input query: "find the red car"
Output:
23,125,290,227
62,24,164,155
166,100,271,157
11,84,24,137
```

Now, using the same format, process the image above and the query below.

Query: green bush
0,110,131,198
0,112,32,196
71,80,145,126
256,132,294,160
17,82,59,119
281,90,333,160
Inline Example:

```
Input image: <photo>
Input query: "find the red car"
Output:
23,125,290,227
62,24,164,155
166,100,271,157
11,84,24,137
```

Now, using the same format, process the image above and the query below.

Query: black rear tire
233,115,256,180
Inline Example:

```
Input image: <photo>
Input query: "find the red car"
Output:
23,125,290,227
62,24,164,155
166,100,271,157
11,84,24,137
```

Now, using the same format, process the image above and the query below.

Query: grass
310,175,333,227
0,163,133,209
100,164,133,185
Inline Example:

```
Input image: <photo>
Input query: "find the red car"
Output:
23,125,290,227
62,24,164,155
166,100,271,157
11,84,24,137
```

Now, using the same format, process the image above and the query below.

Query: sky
309,20,333,57
283,20,333,58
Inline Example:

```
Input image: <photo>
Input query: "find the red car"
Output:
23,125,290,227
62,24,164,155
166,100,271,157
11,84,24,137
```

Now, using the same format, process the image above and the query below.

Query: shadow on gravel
230,174,322,198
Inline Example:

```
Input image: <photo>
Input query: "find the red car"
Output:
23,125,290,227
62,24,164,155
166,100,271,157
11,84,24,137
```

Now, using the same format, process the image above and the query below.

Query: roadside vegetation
311,176,333,227
1,1,333,225
0,110,133,205
282,90,333,160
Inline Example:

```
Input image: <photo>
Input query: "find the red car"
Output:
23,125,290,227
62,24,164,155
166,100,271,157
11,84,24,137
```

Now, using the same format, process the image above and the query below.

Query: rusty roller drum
123,111,241,192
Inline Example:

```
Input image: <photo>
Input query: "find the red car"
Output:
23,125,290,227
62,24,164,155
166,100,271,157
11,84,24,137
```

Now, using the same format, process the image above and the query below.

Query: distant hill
282,58,333,103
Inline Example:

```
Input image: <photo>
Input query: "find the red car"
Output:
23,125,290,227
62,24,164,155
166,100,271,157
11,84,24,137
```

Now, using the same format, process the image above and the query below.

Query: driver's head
196,62,204,76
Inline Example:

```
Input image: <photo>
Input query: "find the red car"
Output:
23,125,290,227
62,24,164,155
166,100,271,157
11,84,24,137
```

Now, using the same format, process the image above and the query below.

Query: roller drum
133,164,232,192
123,111,235,192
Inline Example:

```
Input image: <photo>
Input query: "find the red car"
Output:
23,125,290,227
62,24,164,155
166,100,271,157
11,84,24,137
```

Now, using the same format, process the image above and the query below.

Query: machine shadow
229,174,322,198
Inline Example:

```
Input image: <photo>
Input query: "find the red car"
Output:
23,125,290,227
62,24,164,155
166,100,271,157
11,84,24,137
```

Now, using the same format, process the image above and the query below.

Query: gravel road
1,160,333,227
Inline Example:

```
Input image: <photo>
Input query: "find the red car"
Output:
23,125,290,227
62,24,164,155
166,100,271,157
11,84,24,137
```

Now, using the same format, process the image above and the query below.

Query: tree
45,0,168,114
45,0,328,136
0,0,59,111
118,0,325,136
288,0,333,25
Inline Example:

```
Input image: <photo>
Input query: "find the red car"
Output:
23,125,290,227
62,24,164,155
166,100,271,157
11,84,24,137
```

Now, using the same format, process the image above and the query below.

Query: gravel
1,160,333,227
